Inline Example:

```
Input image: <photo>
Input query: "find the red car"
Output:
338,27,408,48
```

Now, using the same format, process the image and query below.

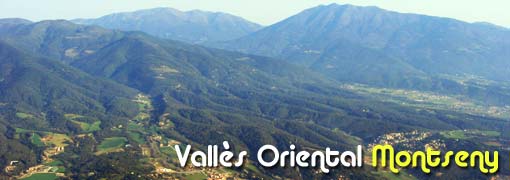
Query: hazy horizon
0,0,509,28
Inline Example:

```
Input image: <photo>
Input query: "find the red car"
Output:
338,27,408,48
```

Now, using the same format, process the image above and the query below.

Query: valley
1,3,510,179
342,83,510,119
8,93,268,179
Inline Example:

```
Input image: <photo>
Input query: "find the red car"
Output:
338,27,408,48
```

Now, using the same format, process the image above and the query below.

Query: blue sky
0,0,509,27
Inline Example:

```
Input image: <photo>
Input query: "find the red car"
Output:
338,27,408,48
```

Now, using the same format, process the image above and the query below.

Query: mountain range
0,3,509,179
211,4,510,106
73,7,262,44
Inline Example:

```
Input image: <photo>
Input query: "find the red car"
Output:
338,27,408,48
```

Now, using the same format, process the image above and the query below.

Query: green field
15,128,38,133
343,84,510,119
244,163,263,175
43,133,72,147
16,112,35,119
44,160,63,166
97,137,127,152
184,172,207,180
14,129,70,147
132,94,152,121
30,133,44,147
127,122,144,131
160,146,176,156
15,128,50,134
134,113,150,121
128,131,145,144
70,120,101,132
56,166,66,173
22,173,57,180
440,130,500,139
65,114,101,132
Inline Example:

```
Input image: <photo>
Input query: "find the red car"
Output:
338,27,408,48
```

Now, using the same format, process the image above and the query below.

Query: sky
0,0,509,27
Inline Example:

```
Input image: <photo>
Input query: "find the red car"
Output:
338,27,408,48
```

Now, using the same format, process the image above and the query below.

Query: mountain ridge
2,19,505,140
210,4,510,104
72,7,262,44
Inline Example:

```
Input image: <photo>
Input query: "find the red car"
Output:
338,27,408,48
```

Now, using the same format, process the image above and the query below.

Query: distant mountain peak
312,3,383,12
213,3,510,86
0,18,32,25
72,7,262,43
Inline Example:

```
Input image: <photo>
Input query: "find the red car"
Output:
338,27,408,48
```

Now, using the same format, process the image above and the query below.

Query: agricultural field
128,121,144,131
96,137,128,154
132,94,153,121
159,146,176,156
42,133,72,147
14,128,71,147
70,120,101,132
65,114,102,132
30,133,44,147
134,113,151,121
21,173,57,180
183,172,207,180
128,131,145,144
342,84,510,118
133,94,152,111
440,129,500,140
16,112,35,119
